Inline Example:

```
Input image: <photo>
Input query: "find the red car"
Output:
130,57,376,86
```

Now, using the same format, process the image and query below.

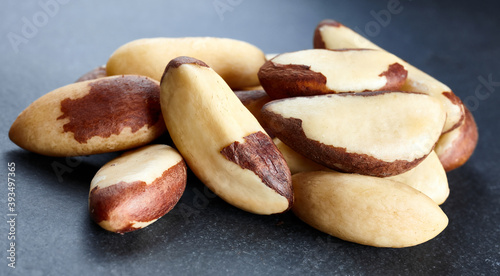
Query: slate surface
1,0,499,275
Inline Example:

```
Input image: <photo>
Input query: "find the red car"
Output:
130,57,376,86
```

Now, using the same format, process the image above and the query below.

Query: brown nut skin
313,19,464,134
9,75,166,156
75,65,107,82
273,138,329,175
435,106,478,171
160,56,293,215
258,49,407,99
261,91,446,177
89,144,187,234
292,171,449,248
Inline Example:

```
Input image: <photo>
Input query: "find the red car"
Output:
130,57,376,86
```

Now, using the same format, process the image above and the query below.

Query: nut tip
161,56,210,83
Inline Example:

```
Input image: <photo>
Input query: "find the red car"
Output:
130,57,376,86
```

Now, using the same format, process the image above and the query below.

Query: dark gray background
1,0,499,275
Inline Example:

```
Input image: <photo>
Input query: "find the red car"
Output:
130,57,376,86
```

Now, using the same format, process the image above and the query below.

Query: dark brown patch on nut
76,65,107,82
313,19,343,49
57,75,162,143
442,91,465,133
89,160,187,233
258,61,329,99
261,107,428,177
234,90,269,105
220,131,293,209
438,107,478,172
379,63,408,91
161,56,210,84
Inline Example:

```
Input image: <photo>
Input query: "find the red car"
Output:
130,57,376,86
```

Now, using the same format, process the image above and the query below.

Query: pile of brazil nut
9,19,478,248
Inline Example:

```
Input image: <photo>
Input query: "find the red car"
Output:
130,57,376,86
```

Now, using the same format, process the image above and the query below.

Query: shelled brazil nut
261,91,446,177
292,171,448,248
160,56,293,215
89,144,186,233
258,49,408,99
107,37,266,89
9,75,165,156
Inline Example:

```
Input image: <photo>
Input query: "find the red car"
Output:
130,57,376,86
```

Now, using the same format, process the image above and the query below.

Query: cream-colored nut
292,171,449,248
435,106,478,171
258,49,407,99
313,19,464,134
107,37,265,89
89,144,186,233
261,91,446,177
234,89,272,135
75,65,107,82
9,75,165,156
387,151,449,205
160,56,293,215
273,138,328,174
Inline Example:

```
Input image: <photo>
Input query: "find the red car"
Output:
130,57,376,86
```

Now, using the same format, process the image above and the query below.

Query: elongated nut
9,75,165,157
261,91,446,177
435,107,478,171
76,65,107,82
387,151,449,205
258,49,407,99
292,171,448,248
160,56,293,215
107,37,265,89
313,19,464,134
89,144,186,233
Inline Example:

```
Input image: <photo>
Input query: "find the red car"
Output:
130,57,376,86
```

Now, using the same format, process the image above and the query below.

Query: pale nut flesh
107,37,266,89
160,56,293,215
313,19,464,134
89,144,187,233
292,171,449,248
386,151,449,205
261,91,446,177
